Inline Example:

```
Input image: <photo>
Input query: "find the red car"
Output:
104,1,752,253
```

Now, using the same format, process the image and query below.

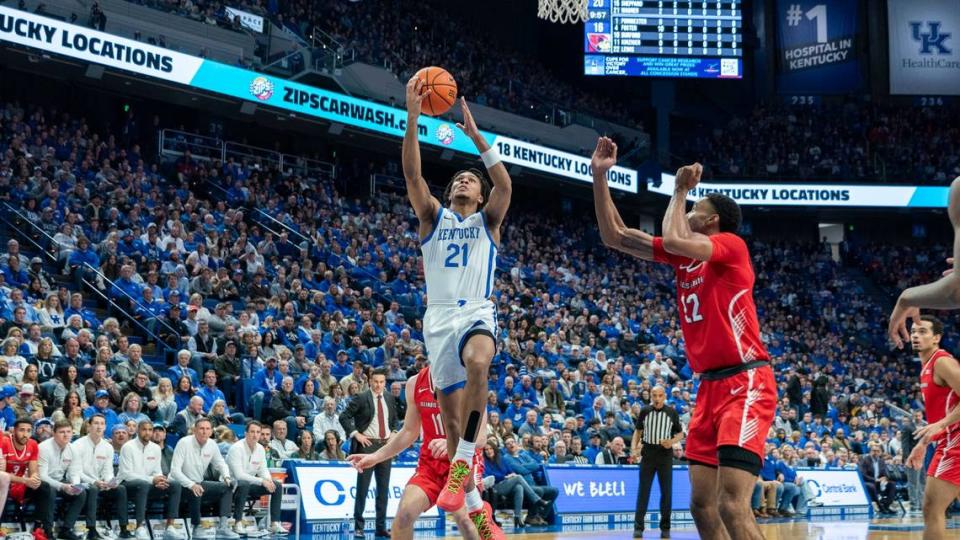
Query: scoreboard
584,0,743,79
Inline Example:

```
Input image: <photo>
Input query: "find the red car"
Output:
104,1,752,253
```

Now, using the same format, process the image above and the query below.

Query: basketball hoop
537,0,587,24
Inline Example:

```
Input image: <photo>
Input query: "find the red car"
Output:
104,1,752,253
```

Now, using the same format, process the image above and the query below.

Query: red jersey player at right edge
888,177,960,540
589,137,776,540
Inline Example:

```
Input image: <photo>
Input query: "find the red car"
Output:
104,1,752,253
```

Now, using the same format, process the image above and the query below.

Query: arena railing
0,202,59,264
78,267,174,353
80,263,183,349
0,202,173,352
158,129,335,180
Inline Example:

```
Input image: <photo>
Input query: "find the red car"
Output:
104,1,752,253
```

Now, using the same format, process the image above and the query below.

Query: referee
632,386,683,539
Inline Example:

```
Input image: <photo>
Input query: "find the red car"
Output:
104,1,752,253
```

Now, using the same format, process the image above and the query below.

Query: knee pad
718,445,761,476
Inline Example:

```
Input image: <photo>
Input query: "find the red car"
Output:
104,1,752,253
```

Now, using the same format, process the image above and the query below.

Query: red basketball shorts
685,364,777,467
928,435,960,487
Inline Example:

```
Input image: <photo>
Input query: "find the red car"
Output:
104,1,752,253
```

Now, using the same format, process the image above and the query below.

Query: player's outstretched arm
457,98,511,237
402,76,441,228
889,177,960,348
590,136,654,260
662,163,713,261
347,376,421,472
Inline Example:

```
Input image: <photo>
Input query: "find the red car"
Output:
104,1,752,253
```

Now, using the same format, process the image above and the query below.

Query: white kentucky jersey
420,208,497,303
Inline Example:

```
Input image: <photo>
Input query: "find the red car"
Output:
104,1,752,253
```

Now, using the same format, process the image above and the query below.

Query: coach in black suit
341,367,399,538
859,443,897,515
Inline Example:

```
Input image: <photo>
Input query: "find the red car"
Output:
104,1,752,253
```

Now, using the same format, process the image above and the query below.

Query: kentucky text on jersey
436,227,481,241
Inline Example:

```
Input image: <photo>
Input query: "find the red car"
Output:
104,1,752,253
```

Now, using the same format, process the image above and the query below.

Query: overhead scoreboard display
584,0,743,78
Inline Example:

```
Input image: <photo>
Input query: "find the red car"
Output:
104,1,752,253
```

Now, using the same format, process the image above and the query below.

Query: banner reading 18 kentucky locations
0,6,637,193
776,0,861,93
652,173,949,208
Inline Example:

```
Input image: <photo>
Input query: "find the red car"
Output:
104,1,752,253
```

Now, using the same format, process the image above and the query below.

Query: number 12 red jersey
652,233,769,373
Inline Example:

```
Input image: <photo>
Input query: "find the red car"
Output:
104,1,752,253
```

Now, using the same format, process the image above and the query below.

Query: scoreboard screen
584,0,743,79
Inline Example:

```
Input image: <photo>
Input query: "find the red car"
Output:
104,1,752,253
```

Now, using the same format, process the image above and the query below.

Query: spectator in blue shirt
502,437,558,524
775,447,806,515
65,292,101,329
483,441,552,529
251,356,282,421
196,369,245,423
170,349,200,388
67,236,100,289
330,351,353,379
109,265,143,311
83,390,121,433
504,394,530,425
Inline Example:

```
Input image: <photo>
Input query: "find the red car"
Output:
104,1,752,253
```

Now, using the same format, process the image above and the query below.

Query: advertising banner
224,7,264,33
0,6,638,193
547,464,691,514
798,469,871,507
651,173,949,208
888,0,960,95
291,463,439,521
776,0,861,93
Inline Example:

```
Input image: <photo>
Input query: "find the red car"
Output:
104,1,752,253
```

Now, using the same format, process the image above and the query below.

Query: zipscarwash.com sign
0,6,637,193
652,172,949,208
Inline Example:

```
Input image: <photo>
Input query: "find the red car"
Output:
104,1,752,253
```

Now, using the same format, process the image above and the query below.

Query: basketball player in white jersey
402,75,512,514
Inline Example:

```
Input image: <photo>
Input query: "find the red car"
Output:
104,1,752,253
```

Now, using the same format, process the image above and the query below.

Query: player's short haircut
921,315,945,337
705,193,742,233
443,168,492,209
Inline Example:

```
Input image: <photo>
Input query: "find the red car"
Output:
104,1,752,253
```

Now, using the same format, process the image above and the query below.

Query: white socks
454,438,477,463
465,486,483,512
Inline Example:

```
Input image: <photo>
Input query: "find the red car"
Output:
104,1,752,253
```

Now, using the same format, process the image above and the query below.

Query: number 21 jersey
652,233,768,373
421,208,497,304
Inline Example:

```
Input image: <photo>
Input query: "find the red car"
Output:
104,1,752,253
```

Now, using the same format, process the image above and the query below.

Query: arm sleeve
652,237,684,266
169,443,194,488
708,233,747,265
73,442,97,484
340,396,361,436
118,445,151,483
670,409,683,435
67,448,82,485
102,445,115,482
38,446,63,491
211,443,231,481
226,445,259,483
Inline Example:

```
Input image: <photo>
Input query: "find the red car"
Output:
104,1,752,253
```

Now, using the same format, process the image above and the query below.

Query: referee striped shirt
635,404,681,454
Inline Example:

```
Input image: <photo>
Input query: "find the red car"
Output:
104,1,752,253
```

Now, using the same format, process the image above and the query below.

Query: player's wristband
481,148,502,169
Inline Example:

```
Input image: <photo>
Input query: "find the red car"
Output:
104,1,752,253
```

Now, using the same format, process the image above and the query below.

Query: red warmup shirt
921,349,960,442
652,233,769,373
0,434,39,478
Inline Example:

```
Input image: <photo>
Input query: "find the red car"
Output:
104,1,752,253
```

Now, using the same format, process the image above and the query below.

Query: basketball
414,66,458,116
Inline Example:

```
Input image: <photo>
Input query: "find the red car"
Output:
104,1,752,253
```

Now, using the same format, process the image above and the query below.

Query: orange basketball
414,66,458,116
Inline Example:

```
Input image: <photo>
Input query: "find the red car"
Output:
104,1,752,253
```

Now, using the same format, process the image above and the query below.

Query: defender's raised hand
591,136,618,175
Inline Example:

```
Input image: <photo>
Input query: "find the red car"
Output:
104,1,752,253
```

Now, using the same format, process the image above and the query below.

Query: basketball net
537,0,587,24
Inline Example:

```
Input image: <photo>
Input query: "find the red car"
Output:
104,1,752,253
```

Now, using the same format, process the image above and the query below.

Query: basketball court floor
339,516,960,539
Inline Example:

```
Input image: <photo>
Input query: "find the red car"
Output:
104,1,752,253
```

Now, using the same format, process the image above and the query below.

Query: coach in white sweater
170,417,239,539
226,421,285,535
37,420,86,540
118,420,184,540
73,414,134,538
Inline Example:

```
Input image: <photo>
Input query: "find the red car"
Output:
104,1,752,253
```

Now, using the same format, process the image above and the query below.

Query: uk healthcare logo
911,21,952,55
314,479,346,505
